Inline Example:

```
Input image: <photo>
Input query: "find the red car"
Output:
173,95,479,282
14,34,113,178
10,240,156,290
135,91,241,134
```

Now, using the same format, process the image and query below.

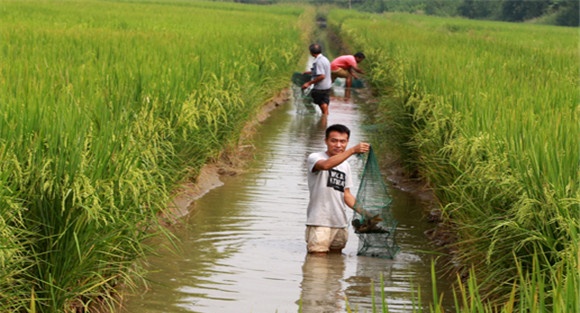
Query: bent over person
305,124,372,254
331,52,365,98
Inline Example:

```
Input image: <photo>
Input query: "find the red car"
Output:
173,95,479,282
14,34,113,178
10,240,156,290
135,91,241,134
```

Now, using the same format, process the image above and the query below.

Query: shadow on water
121,82,455,313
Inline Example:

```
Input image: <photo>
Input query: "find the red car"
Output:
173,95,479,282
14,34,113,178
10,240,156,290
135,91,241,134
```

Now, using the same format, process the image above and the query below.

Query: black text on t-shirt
327,169,345,192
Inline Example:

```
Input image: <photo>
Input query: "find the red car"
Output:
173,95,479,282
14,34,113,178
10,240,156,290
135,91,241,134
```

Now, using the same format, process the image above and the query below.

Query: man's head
354,52,365,63
325,124,351,156
309,43,322,56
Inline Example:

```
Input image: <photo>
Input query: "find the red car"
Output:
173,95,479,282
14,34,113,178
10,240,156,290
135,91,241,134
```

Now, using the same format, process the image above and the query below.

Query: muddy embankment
162,89,292,224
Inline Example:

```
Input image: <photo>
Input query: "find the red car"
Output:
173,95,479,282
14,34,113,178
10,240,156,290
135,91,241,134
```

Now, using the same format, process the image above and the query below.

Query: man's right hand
353,142,370,154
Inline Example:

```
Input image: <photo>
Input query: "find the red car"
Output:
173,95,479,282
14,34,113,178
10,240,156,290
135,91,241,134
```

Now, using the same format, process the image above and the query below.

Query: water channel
122,82,455,313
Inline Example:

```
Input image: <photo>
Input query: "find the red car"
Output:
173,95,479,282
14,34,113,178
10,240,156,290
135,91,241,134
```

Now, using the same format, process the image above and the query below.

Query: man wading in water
301,43,332,116
305,124,377,254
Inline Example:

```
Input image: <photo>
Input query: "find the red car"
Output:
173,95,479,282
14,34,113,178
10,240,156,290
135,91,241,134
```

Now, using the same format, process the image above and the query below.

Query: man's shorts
311,88,331,106
305,226,348,253
331,68,350,81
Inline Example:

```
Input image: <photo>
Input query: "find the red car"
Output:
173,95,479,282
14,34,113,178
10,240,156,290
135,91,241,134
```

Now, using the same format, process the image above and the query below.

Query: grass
332,256,578,313
327,9,579,312
0,0,310,311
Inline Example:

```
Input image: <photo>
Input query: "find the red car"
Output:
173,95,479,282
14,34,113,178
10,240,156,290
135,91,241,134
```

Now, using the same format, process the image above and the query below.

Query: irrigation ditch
118,16,460,313
119,55,458,313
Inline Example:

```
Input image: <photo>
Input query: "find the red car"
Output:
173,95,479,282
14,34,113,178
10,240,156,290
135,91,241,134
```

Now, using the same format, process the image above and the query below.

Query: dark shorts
311,88,331,106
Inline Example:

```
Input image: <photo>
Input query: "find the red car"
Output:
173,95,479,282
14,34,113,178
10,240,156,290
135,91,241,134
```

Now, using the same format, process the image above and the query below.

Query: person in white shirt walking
301,43,332,115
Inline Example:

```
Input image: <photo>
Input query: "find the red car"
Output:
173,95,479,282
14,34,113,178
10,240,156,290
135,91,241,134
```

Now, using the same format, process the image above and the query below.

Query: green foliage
349,0,578,26
458,0,502,19
330,10,579,311
423,0,463,17
0,0,306,311
226,0,578,26
555,0,580,26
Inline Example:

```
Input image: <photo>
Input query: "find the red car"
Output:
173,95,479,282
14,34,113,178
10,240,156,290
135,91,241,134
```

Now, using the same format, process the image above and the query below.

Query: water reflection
299,253,346,313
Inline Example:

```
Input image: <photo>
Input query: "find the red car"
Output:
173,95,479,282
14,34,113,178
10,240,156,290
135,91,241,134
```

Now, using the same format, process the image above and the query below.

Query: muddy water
122,86,455,313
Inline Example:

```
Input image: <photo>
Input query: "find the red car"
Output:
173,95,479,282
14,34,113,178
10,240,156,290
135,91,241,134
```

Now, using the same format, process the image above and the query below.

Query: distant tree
356,0,386,13
355,0,431,13
458,0,499,19
345,0,577,26
501,0,550,21
424,0,462,16
555,0,580,26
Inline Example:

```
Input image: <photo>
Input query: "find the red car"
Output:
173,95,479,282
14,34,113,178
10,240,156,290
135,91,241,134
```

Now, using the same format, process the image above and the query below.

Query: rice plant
329,9,579,311
0,0,307,311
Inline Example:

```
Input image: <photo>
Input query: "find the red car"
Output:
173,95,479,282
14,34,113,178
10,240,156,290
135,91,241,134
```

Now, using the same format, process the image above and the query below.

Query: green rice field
0,1,310,311
2,0,578,311
328,9,579,312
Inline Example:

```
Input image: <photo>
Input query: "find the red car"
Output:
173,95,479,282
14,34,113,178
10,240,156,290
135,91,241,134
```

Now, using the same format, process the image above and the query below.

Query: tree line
235,0,579,27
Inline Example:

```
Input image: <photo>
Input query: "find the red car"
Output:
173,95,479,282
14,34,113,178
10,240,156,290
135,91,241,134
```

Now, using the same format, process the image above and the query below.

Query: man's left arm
353,66,364,75
349,58,364,77
345,188,375,219
345,188,365,215
351,64,364,77
302,63,326,89
302,74,325,90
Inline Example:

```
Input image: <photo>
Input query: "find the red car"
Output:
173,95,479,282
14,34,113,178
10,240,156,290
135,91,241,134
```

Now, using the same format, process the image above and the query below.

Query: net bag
291,72,311,86
290,72,315,114
352,147,400,258
352,78,364,88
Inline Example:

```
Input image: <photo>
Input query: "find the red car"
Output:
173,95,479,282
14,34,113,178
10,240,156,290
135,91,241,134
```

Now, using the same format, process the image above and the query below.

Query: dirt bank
385,164,456,251
162,88,292,224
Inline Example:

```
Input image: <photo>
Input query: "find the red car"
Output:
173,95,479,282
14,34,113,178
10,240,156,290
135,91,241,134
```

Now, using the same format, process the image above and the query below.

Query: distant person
305,124,377,254
301,43,332,115
331,52,365,98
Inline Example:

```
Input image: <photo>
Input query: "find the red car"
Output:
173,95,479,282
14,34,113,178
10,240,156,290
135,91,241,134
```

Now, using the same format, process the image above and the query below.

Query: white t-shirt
311,54,332,90
306,151,353,228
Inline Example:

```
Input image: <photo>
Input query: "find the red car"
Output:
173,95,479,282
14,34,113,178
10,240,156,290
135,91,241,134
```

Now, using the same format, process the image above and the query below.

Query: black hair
354,52,365,59
325,124,351,139
309,43,322,55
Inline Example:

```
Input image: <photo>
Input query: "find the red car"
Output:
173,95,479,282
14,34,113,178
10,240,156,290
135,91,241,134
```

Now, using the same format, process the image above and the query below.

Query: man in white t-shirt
305,124,372,254
301,43,332,115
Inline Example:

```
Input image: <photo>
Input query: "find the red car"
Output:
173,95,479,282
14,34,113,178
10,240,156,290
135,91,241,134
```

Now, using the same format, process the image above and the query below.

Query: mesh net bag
291,72,315,114
352,147,400,258
291,72,310,86
352,78,365,88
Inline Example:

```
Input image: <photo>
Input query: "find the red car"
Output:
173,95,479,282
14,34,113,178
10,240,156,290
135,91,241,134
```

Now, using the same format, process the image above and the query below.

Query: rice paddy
2,1,578,311
329,10,579,312
0,0,309,311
